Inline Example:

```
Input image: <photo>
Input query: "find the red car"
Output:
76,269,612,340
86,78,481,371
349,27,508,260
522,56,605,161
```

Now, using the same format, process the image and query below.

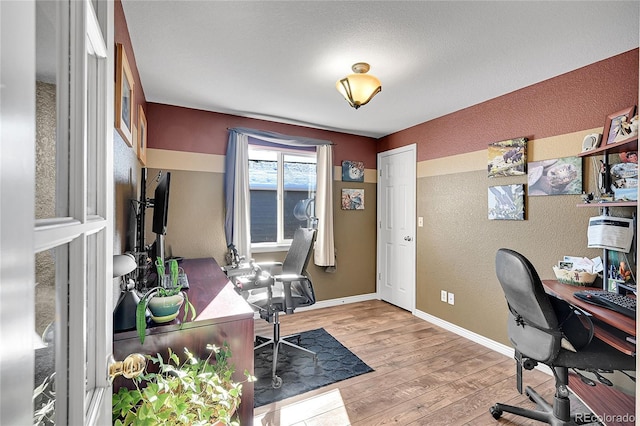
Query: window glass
283,154,316,239
34,245,65,426
248,147,316,244
249,151,277,243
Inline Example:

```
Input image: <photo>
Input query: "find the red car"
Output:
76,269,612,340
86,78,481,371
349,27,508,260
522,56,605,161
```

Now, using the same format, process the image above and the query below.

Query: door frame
376,144,417,312
1,2,37,424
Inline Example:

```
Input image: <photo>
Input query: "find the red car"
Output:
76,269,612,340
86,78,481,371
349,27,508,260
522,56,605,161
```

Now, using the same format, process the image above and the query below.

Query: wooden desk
113,258,255,424
542,280,635,426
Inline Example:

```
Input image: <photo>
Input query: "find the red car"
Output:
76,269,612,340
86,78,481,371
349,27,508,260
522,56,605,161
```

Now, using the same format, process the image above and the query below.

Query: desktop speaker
582,133,601,152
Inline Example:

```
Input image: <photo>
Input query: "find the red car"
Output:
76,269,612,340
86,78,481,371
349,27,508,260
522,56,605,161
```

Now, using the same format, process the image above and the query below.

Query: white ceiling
121,1,639,139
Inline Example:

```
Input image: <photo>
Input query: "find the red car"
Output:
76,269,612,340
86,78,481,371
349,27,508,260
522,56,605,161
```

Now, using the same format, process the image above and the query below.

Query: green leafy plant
112,343,255,426
136,285,196,344
33,372,55,425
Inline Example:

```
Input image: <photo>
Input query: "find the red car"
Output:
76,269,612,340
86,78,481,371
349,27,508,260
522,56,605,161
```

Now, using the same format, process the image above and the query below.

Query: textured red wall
147,103,378,168
115,0,146,117
378,49,639,162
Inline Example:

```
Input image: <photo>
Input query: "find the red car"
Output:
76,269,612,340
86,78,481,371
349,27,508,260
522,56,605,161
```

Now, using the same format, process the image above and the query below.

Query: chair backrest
282,228,316,275
495,248,561,363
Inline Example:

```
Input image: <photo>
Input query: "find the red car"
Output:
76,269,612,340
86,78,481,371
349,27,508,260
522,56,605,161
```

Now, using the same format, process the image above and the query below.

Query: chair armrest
222,263,254,278
272,273,306,282
235,274,273,291
273,274,309,314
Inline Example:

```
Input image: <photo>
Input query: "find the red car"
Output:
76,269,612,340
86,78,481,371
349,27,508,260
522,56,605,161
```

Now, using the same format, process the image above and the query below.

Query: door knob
108,353,146,382
404,236,413,241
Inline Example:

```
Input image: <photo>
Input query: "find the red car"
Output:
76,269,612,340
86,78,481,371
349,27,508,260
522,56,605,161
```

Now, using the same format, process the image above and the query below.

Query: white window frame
249,146,316,252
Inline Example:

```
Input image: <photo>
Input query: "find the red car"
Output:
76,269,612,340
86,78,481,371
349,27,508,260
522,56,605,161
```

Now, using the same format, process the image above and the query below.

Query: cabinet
113,258,255,424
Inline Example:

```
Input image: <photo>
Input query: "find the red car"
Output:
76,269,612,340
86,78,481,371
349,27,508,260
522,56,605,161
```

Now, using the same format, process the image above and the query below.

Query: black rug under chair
253,327,374,407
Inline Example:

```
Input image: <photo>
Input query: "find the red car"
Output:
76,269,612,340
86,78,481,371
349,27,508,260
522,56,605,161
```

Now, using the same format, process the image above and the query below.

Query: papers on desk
587,215,634,253
561,256,603,274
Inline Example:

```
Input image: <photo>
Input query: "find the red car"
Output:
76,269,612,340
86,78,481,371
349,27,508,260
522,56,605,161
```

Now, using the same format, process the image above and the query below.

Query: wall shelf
578,136,637,157
576,201,637,208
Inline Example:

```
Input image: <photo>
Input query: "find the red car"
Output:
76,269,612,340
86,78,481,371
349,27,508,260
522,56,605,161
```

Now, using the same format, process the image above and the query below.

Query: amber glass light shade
336,63,382,109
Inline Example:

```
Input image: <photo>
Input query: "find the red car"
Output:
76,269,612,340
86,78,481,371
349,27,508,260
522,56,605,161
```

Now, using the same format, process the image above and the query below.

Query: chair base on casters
254,311,317,389
490,385,597,426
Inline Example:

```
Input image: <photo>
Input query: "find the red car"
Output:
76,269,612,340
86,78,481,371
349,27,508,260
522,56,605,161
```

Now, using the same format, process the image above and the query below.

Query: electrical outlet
440,290,447,302
448,292,455,305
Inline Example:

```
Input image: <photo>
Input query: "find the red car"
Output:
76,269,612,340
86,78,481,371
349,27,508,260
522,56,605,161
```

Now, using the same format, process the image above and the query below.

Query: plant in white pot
112,343,256,426
136,258,196,344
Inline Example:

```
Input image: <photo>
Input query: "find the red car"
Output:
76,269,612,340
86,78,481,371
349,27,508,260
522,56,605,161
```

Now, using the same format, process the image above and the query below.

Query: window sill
251,242,291,253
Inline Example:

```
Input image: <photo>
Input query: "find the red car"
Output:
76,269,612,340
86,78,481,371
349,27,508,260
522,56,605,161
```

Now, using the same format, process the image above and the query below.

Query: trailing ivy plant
136,285,196,344
112,343,255,426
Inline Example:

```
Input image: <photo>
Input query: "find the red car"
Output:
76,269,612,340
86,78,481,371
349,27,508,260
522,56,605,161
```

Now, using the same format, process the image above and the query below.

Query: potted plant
136,258,196,344
112,343,256,426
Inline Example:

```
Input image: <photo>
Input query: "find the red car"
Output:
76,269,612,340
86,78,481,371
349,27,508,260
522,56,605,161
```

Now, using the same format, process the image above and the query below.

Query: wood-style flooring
252,299,559,426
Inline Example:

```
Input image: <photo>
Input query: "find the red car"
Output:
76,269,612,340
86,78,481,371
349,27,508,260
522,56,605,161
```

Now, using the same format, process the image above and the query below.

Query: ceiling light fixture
336,62,382,109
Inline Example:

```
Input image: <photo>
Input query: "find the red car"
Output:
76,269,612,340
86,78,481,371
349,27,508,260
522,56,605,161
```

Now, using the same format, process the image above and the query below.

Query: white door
377,144,416,312
1,1,114,424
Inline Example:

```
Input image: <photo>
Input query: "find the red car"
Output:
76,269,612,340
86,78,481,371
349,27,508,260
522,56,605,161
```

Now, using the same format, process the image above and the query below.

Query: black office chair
491,248,635,425
234,227,317,388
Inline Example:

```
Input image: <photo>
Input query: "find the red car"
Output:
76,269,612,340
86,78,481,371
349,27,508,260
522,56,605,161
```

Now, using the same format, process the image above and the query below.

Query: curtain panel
224,127,336,267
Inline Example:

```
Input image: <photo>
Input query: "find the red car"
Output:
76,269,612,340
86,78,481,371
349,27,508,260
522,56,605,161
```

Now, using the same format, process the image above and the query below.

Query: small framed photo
115,43,135,147
602,106,636,146
137,105,147,165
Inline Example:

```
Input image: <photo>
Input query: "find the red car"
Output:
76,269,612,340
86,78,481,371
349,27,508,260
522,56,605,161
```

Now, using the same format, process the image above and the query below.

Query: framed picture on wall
342,160,365,182
137,105,147,165
528,157,582,196
115,43,135,147
488,184,525,220
602,106,636,146
488,137,527,177
341,188,364,210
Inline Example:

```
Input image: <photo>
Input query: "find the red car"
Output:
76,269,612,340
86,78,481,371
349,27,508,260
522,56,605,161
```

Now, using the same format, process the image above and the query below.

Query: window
248,146,316,245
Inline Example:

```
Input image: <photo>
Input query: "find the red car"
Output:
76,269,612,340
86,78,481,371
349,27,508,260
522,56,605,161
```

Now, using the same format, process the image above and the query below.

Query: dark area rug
253,327,373,407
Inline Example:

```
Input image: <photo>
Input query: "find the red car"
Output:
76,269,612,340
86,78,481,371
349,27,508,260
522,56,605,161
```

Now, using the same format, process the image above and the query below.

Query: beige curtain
314,144,335,267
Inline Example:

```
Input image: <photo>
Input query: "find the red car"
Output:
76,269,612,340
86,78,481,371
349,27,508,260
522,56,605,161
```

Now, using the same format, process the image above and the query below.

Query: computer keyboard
573,290,636,319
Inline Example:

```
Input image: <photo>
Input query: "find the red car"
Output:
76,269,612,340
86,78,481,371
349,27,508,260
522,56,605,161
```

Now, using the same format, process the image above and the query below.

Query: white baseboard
414,309,515,358
253,293,378,320
296,293,379,311
414,308,552,376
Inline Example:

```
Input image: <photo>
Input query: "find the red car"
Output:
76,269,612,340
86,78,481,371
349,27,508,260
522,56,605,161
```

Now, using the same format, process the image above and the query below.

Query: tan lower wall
144,165,378,302
146,169,229,262
415,129,636,346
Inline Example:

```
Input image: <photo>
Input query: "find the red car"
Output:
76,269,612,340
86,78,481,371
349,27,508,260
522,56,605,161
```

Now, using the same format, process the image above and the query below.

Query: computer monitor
152,171,171,265
152,172,171,235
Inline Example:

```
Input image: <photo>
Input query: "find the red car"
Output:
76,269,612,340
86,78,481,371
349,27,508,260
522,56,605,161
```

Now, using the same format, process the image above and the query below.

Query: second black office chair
491,248,635,425
237,227,317,388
